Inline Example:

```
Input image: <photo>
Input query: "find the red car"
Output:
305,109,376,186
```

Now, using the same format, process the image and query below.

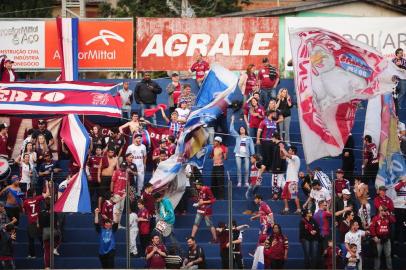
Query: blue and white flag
251,245,265,269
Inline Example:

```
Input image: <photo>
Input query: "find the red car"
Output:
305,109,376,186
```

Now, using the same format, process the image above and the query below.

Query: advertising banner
136,17,278,71
0,19,133,71
285,17,406,70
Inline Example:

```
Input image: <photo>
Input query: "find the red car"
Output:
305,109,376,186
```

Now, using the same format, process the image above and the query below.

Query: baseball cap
378,186,387,191
336,169,344,174
342,189,351,195
214,136,222,143
11,175,19,183
38,119,46,124
172,72,179,77
0,123,7,130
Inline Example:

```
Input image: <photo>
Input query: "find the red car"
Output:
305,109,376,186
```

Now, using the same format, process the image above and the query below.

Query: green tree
0,0,55,18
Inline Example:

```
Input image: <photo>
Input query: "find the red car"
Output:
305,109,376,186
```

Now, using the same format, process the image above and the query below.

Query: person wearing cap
33,120,54,146
190,53,210,88
166,73,182,114
0,123,10,159
191,180,217,243
334,188,355,224
0,55,17,82
334,169,350,198
152,138,169,168
175,99,191,124
303,180,331,212
118,81,133,120
134,71,162,125
373,186,395,215
110,162,128,229
211,136,227,200
258,57,279,107
0,175,23,226
37,151,61,195
125,134,147,195
179,83,196,109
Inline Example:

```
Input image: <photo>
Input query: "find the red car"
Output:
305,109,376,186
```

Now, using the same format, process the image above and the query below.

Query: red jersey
364,143,378,165
152,147,169,163
268,234,288,260
141,191,156,216
167,144,176,156
146,244,166,269
101,200,114,223
334,178,350,195
370,215,396,239
111,170,127,196
245,73,258,94
258,65,278,89
250,163,262,186
23,195,44,224
138,208,150,235
87,155,102,182
373,195,394,212
0,134,8,156
259,201,273,226
197,186,216,216
190,60,210,80
244,105,265,129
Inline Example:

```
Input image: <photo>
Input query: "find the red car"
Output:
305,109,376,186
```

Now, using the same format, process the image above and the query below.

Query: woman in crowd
239,64,259,103
266,99,284,126
89,124,106,154
299,208,320,269
243,97,265,140
265,224,289,269
275,88,293,144
35,134,49,165
230,114,255,187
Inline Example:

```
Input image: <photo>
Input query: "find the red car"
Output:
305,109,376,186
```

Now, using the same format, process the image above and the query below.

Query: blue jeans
249,128,260,154
245,185,258,211
236,156,250,185
301,239,319,269
279,116,291,143
260,88,276,107
138,103,157,124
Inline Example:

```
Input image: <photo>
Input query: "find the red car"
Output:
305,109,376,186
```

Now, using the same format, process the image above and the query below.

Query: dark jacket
134,79,162,104
299,217,320,241
0,229,13,257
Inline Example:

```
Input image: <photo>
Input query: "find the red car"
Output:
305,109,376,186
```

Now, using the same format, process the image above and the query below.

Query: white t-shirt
20,162,31,184
119,89,133,111
8,70,15,82
175,107,190,122
344,230,366,255
310,187,331,211
346,251,359,267
286,155,300,182
126,143,147,172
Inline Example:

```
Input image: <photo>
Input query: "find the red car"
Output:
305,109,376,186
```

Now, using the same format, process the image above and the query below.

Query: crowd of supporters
0,49,404,270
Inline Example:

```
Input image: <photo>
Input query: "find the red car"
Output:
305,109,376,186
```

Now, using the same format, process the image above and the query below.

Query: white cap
342,189,351,195
214,136,222,143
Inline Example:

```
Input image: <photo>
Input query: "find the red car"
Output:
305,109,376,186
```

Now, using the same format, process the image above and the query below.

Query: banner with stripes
56,17,79,81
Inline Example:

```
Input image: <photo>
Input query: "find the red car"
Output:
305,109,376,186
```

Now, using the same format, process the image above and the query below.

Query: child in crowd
324,239,342,269
137,199,151,257
345,243,359,270
160,108,184,138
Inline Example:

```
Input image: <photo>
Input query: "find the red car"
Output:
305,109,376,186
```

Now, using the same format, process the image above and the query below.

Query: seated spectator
94,208,118,269
146,234,167,269
184,236,206,269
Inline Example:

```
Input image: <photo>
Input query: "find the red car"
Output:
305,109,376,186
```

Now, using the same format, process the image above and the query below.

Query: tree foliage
0,0,55,18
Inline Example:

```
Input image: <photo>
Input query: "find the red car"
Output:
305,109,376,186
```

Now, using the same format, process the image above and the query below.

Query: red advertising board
136,17,278,71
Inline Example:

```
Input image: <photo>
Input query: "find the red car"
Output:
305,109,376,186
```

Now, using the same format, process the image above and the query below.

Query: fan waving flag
289,27,406,163
0,81,122,117
56,17,79,81
55,114,90,213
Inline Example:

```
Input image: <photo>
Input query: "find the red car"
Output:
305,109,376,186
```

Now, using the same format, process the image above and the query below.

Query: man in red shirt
87,146,103,210
152,139,169,167
101,197,115,225
137,199,151,256
334,169,350,198
23,188,49,258
191,180,217,243
258,57,279,107
363,135,379,191
211,136,227,200
0,123,10,158
250,195,274,243
146,235,167,268
373,186,395,214
370,205,396,270
111,163,128,229
0,57,17,82
190,53,210,87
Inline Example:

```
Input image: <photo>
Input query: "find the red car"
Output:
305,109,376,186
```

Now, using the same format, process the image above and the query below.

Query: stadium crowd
0,50,405,270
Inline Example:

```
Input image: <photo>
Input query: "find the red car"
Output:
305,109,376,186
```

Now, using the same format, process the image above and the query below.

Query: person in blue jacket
230,114,255,187
94,207,118,269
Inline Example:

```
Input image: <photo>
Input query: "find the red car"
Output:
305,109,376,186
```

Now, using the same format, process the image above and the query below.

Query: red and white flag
289,28,406,163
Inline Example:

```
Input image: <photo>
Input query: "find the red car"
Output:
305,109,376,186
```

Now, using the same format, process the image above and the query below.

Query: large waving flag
55,114,91,213
251,245,265,269
56,17,79,81
150,63,238,206
289,27,406,163
0,81,122,117
375,94,406,197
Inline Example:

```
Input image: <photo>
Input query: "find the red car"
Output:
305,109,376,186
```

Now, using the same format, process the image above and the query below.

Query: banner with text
0,19,133,70
136,17,278,71
285,17,406,70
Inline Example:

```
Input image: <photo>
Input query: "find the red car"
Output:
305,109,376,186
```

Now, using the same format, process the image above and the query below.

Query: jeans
99,250,115,269
249,128,260,154
162,224,180,251
138,103,157,124
374,239,392,270
301,239,319,269
279,116,291,143
212,165,225,199
260,88,276,107
122,109,131,121
245,185,259,211
235,156,250,185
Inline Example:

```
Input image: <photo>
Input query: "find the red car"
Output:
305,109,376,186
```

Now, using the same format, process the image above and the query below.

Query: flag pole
126,170,130,269
50,172,55,269
227,171,233,269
